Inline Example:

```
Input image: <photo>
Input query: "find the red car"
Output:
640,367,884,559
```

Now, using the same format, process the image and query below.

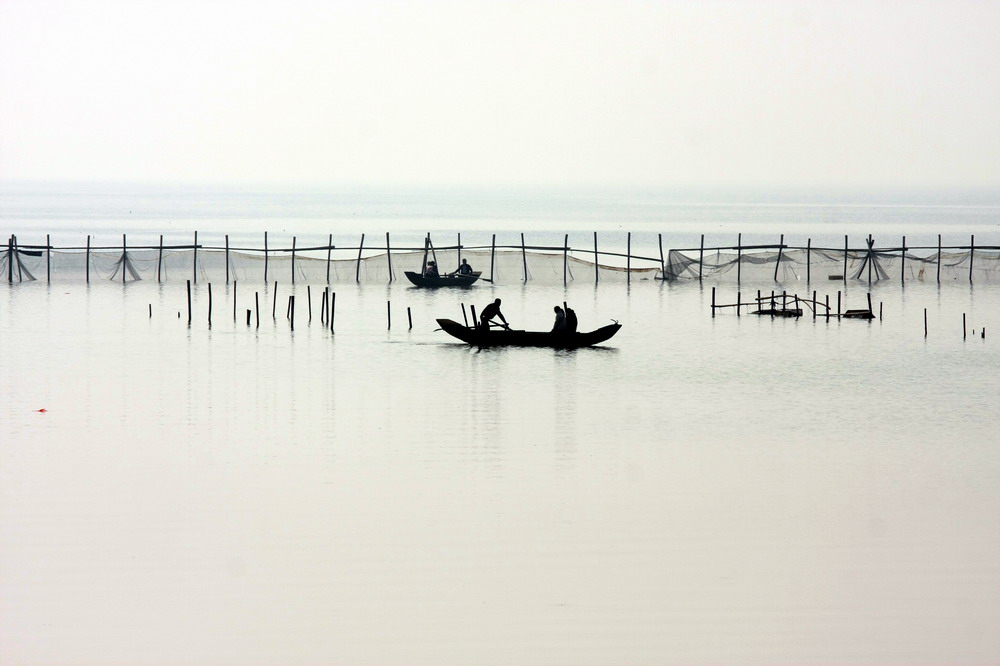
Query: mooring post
225,234,230,284
737,291,741,317
208,283,213,327
355,233,365,283
659,233,666,281
963,313,967,339
46,233,51,283
711,286,716,316
86,235,91,283
291,236,297,284
186,280,192,325
837,291,841,317
320,287,327,324
264,231,269,283
407,307,412,329
157,234,163,283
825,294,830,319
122,234,127,283
307,285,312,322
812,290,817,319
255,292,260,328
272,281,278,318
290,295,295,331
521,233,528,283
924,308,928,337
387,300,391,330
149,304,152,318
867,235,873,286
246,309,252,326
193,231,198,284
330,291,336,332
286,295,292,319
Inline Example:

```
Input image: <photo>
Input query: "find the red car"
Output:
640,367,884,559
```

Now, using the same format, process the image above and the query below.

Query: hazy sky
1,0,998,190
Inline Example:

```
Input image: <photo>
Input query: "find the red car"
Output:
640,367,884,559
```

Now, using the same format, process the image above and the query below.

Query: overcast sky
1,0,998,190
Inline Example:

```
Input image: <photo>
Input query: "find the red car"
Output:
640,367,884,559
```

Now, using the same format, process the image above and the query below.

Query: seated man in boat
424,261,439,278
479,298,508,330
454,258,474,275
552,306,566,332
565,306,578,333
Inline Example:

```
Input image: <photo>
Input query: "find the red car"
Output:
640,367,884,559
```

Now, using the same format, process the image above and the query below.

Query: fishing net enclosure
3,237,998,285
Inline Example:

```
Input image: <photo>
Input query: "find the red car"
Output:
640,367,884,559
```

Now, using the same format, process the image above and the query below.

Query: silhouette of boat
436,318,621,348
404,271,481,287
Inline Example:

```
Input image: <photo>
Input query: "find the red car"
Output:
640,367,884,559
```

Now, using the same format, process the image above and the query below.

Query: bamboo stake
326,234,333,284
594,231,599,283
386,232,393,282
969,234,975,283
711,287,716,316
290,295,295,331
924,308,927,337
86,235,91,283
627,232,632,284
264,231,269,283
291,236,296,284
407,307,412,329
356,233,364,283
563,233,569,286
774,234,783,282
387,300,391,329
698,234,704,282
272,281,277,318
843,236,848,285
307,285,312,322
157,235,163,283
193,231,198,284
208,283,213,327
521,233,528,283
490,233,496,282
901,235,906,284
122,234,127,283
233,281,237,321
659,233,665,280
806,238,811,284
225,234,230,284
187,280,192,325
737,233,742,285
255,292,260,328
46,233,51,283
330,291,336,332
936,234,942,283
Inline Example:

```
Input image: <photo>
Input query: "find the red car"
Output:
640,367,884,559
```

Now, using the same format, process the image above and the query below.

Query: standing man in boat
455,258,473,275
479,298,508,330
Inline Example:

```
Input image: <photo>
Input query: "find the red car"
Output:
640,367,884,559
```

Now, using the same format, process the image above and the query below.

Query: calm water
2,184,1000,664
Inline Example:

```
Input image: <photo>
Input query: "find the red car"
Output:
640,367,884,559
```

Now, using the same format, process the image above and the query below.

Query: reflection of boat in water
436,318,621,349
404,271,481,287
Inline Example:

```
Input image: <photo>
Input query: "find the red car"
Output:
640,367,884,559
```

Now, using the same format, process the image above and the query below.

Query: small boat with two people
404,235,483,287
437,299,622,349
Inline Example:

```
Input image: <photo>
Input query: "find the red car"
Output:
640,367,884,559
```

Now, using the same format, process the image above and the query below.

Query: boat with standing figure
404,271,481,287
436,318,621,349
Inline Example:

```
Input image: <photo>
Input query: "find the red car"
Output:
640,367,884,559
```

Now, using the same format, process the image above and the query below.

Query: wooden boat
436,318,621,348
405,271,482,287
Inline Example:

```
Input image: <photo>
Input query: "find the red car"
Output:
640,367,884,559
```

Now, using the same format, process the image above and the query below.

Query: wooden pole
470,304,478,328
307,285,312,322
290,295,295,331
737,233,742,285
736,291,741,317
225,234,230,284
86,235,91,283
233,281,237,321
122,233,127,283
563,233,569,286
461,303,469,327
806,238,812,284
193,231,198,284
407,307,412,329
867,235,873,286
291,236,297,284
825,294,830,319
490,233,496,282
969,234,975,283
330,291,336,332
187,279,192,325
521,232,528,283
46,233,51,283
457,232,461,273
272,281,277,318
936,234,942,283
326,233,333,284
924,308,928,337
386,232,393,282
901,235,906,284
812,290,817,319
255,291,260,328
867,292,873,316
387,300,391,329
208,283,213,327
711,286,716,316
837,291,841,317
698,234,704,282
963,313,967,339
659,233,665,280
843,235,848,285
264,231,269,283
626,232,632,284
774,234,783,282
356,233,365,283
157,234,163,283
247,309,252,326
594,231,599,283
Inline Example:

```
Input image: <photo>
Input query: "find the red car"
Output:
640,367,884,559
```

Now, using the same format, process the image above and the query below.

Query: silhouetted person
565,306,578,333
552,306,566,332
424,261,439,278
455,258,474,275
479,298,507,329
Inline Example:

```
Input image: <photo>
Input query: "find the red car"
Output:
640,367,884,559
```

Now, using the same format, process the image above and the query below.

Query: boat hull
436,318,621,348
405,271,481,287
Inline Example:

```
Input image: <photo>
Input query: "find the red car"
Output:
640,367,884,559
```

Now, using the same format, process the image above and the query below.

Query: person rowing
478,298,508,330
450,258,474,276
